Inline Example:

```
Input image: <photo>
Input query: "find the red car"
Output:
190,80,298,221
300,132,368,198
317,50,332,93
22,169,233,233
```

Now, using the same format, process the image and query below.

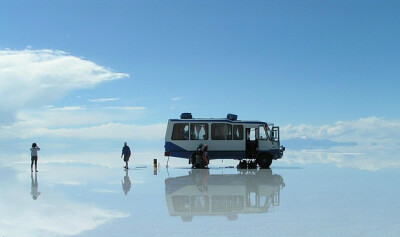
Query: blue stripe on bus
167,150,281,160
168,151,245,159
166,141,282,160
165,142,187,152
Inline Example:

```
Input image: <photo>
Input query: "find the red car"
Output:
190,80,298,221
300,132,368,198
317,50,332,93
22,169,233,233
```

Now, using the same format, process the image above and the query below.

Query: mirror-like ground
1,153,399,237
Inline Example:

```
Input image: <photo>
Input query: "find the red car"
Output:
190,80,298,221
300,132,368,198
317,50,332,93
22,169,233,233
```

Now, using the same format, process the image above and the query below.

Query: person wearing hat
121,142,131,169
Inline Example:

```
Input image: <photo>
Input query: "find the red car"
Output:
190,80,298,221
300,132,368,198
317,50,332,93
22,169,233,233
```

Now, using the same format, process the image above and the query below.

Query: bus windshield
259,125,272,140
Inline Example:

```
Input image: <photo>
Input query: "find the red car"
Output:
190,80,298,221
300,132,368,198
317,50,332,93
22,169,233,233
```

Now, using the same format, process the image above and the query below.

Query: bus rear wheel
257,154,272,169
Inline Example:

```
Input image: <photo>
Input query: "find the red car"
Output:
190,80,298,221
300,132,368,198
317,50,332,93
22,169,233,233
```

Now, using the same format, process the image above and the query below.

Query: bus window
233,125,243,140
266,124,272,140
271,127,279,141
259,125,267,140
172,123,189,140
247,128,257,141
172,196,190,212
191,196,210,212
211,123,226,140
190,123,209,140
226,124,232,140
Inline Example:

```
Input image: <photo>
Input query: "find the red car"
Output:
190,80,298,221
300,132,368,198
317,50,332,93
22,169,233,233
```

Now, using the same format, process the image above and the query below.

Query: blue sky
1,1,400,164
1,0,399,123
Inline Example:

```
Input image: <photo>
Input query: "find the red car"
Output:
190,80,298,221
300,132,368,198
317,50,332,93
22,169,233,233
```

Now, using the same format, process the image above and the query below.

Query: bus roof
169,118,268,125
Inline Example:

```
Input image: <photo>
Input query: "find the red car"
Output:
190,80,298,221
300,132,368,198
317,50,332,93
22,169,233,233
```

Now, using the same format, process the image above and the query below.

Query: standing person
30,143,40,172
121,142,131,169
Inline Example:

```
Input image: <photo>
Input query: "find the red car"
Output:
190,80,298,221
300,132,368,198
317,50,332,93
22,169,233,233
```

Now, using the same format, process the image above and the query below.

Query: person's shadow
31,173,41,200
122,169,131,196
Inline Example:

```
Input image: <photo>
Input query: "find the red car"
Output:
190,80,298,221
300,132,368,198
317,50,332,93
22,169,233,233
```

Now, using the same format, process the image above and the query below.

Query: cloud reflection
0,165,129,237
282,146,400,171
1,194,128,237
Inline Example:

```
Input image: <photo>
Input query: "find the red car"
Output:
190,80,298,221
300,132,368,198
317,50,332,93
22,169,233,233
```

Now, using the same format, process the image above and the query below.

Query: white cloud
0,49,129,123
39,123,166,140
31,107,144,127
48,106,86,111
277,117,400,170
281,117,400,147
104,106,146,111
0,105,151,140
89,98,120,103
1,122,166,140
42,105,55,109
171,97,182,101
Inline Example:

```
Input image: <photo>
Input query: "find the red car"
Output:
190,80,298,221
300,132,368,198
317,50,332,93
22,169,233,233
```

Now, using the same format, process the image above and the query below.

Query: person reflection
122,169,131,196
31,173,41,200
191,170,209,213
193,170,209,193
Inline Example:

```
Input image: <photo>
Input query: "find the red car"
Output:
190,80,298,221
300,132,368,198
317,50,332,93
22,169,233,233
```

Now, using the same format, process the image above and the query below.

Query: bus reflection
165,169,285,222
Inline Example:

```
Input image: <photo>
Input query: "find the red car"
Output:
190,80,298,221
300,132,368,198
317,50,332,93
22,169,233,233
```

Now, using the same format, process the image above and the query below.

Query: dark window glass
211,123,226,140
171,123,189,140
233,125,243,140
226,124,232,140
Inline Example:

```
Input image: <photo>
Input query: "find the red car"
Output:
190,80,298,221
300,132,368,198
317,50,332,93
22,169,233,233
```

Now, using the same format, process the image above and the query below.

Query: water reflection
165,169,285,222
31,172,41,200
121,169,131,195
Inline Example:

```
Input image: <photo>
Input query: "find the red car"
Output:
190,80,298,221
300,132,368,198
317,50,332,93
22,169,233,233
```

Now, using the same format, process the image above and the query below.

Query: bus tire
257,154,272,169
237,160,247,169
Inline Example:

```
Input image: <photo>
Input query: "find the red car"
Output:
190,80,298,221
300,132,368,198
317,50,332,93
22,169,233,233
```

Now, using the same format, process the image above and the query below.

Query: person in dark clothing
30,143,40,172
202,144,209,167
121,142,131,169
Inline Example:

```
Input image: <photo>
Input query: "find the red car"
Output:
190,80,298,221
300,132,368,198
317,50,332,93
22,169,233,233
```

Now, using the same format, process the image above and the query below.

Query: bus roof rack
180,113,192,119
227,113,238,121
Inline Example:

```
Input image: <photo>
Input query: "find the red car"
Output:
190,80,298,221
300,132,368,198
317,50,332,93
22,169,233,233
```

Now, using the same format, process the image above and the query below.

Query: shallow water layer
1,161,399,237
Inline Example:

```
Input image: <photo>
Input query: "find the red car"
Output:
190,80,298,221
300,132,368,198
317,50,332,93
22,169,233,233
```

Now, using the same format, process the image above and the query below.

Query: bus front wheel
257,154,272,169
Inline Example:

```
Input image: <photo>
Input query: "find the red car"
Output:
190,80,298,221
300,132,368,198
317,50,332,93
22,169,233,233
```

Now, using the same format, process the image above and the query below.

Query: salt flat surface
1,160,399,237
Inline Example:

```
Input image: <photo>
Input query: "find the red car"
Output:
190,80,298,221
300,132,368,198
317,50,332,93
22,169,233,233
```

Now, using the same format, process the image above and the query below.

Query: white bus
164,113,285,168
